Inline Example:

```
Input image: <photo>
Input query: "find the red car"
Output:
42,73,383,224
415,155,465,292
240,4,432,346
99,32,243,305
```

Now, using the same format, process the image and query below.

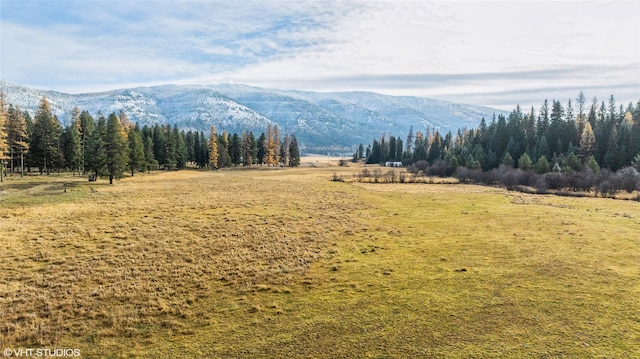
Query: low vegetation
0,160,638,357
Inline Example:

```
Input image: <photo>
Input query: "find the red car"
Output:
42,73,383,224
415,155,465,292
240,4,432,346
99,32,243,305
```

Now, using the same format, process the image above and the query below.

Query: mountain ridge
1,80,507,154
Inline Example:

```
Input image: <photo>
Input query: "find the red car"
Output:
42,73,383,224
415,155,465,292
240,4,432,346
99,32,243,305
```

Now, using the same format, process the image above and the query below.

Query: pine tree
502,152,514,167
547,100,565,155
164,124,177,170
79,110,95,174
257,132,266,164
128,125,145,176
208,126,218,170
388,136,396,162
405,126,414,158
31,97,62,174
537,99,550,138
152,124,166,167
199,131,209,168
185,131,195,164
86,115,106,179
288,135,300,167
62,122,82,175
535,155,551,174
104,112,128,184
218,131,231,168
517,153,533,171
143,133,157,172
174,126,187,169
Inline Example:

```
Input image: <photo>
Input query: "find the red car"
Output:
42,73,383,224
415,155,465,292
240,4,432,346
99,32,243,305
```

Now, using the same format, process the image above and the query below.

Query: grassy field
0,161,638,358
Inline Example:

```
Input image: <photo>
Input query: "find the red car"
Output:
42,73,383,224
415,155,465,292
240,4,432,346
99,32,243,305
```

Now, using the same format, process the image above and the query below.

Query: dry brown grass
0,167,366,351
1,161,639,358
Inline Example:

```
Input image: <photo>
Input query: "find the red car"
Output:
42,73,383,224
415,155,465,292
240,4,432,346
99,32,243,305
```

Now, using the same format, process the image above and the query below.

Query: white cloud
1,0,638,109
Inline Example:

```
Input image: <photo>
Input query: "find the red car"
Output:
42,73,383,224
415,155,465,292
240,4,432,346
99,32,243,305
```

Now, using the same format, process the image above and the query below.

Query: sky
1,0,639,111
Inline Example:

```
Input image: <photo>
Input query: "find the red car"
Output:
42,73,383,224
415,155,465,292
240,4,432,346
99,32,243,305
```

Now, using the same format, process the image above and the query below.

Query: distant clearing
0,162,638,358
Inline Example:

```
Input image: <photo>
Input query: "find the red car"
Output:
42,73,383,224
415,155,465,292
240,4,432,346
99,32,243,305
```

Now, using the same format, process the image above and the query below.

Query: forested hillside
0,95,300,183
356,93,640,196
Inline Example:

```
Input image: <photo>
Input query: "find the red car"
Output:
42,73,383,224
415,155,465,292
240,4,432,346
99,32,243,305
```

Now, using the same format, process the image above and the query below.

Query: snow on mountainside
1,81,507,154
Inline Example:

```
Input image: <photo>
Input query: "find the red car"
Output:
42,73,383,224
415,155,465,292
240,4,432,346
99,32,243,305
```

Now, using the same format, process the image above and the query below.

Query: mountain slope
1,81,506,153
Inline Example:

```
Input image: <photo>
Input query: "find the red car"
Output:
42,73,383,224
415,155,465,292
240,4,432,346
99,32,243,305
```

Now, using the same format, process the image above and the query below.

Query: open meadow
0,159,639,358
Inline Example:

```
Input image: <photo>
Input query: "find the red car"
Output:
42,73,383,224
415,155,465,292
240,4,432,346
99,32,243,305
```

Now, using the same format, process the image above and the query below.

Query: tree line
0,95,301,183
355,92,640,196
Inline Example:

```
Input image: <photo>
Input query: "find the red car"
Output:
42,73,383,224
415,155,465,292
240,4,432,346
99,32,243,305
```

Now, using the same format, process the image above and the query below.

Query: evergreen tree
152,124,166,167
104,112,129,184
585,155,600,172
31,97,62,174
257,132,266,165
164,124,177,170
547,99,565,155
517,153,532,170
79,110,95,174
218,131,231,168
427,132,443,163
405,126,414,158
143,132,157,172
368,139,381,164
174,126,187,169
198,131,209,168
413,131,427,161
502,152,514,167
388,136,397,162
535,155,551,174
288,135,300,167
230,132,242,166
524,107,537,154
62,122,82,175
86,115,106,179
185,131,195,164
395,137,403,161
128,125,145,176
537,99,550,138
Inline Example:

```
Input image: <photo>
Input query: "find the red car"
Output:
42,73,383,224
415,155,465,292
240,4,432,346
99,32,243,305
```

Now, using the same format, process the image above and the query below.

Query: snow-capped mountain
1,81,506,154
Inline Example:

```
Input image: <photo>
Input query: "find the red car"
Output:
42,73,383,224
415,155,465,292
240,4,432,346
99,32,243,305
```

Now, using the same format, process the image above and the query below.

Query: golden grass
1,161,639,358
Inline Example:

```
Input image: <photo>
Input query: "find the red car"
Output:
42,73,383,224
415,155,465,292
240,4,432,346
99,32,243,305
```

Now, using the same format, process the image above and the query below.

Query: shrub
500,169,518,190
534,177,548,194
545,172,567,190
567,170,595,192
372,169,382,183
614,167,640,193
426,160,448,177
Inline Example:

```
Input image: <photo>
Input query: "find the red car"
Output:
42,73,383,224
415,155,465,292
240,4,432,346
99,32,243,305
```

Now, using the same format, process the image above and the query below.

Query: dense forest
0,95,301,183
355,93,640,196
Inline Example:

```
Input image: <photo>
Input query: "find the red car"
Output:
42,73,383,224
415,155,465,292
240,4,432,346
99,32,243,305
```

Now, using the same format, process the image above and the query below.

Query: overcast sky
1,0,638,110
